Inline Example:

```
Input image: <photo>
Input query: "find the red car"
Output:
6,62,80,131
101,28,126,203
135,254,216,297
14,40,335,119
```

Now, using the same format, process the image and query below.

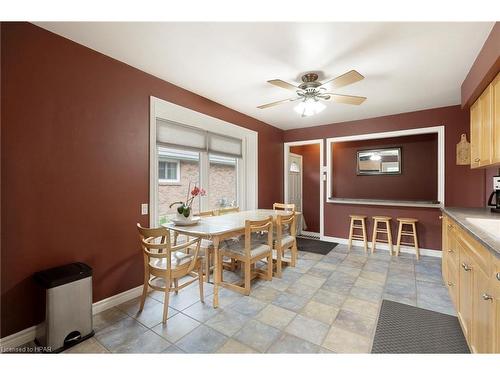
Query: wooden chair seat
371,217,393,254
396,217,420,260
348,215,368,252
218,216,273,295
137,224,204,323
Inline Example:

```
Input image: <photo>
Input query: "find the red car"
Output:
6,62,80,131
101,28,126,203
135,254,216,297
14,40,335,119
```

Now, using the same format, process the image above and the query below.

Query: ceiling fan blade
321,70,364,89
267,79,299,92
257,97,298,109
325,94,367,105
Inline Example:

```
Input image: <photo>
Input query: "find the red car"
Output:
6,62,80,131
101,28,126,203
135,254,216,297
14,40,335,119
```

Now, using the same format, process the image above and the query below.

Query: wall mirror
356,147,401,175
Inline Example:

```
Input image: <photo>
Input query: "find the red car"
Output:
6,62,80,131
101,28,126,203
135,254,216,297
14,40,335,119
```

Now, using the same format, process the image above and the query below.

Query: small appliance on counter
487,175,500,213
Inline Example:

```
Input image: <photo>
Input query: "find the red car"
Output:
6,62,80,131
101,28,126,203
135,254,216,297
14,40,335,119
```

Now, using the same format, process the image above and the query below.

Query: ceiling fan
257,70,366,117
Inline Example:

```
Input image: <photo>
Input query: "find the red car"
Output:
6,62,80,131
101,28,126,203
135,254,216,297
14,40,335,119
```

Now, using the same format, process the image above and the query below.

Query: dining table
163,209,300,308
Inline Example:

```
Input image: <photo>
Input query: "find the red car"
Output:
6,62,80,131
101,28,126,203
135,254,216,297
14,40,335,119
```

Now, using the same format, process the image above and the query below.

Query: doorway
283,140,324,239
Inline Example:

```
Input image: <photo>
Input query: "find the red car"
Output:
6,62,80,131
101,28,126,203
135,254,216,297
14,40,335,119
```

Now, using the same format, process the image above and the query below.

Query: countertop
328,197,441,208
441,207,500,258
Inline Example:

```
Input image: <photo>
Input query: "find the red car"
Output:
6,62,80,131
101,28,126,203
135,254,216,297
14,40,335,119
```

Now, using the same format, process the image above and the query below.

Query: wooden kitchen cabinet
492,257,500,353
441,214,498,353
492,74,500,165
470,72,500,169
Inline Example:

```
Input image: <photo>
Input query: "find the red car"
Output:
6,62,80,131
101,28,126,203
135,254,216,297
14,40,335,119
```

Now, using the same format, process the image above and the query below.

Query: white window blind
156,118,243,158
156,119,207,151
207,132,242,158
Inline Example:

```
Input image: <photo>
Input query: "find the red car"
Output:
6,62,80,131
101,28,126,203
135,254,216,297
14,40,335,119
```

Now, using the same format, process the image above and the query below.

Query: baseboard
320,235,442,258
92,285,144,315
0,284,145,350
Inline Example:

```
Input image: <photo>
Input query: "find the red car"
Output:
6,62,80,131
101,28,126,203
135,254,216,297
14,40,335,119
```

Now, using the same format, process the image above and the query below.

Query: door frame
283,139,324,239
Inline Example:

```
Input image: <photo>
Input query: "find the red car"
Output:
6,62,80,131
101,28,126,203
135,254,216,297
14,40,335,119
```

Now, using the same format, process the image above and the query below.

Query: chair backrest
276,212,297,239
197,210,216,217
136,224,201,276
216,206,240,216
273,203,296,211
243,216,273,257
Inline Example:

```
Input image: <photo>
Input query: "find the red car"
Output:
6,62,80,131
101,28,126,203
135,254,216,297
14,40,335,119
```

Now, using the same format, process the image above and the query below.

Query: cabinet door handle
447,281,454,287
439,216,443,220
448,249,454,253
474,158,480,162
482,293,493,301
461,263,472,271
496,272,500,281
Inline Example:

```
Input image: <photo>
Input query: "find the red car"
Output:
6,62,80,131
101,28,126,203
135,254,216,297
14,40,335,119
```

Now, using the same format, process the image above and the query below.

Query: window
208,154,237,209
157,148,200,224
158,160,180,183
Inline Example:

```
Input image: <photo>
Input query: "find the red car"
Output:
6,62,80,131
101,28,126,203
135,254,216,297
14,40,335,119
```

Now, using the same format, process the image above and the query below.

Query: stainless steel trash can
34,262,94,352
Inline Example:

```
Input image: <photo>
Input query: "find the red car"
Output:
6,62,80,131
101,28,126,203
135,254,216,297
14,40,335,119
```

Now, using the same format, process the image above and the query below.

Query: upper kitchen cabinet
470,72,500,169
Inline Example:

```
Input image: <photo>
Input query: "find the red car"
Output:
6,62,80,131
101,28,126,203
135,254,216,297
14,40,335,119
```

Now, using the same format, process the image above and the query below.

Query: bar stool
348,215,368,252
371,216,393,254
396,218,420,260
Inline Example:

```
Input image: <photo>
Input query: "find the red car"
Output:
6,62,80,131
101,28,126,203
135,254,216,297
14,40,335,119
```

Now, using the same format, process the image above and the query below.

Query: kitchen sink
465,217,500,240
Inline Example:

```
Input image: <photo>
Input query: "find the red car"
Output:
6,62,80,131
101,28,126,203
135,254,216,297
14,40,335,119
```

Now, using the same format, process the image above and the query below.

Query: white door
287,153,306,231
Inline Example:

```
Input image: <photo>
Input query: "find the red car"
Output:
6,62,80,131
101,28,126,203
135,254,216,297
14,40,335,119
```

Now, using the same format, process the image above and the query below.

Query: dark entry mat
371,300,470,353
296,237,337,255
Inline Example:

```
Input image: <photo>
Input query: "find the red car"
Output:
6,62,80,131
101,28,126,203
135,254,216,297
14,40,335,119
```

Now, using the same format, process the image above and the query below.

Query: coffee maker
487,175,500,213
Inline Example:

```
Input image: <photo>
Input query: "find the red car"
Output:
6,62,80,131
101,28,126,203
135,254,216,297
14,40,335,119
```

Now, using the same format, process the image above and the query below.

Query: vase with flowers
169,182,206,223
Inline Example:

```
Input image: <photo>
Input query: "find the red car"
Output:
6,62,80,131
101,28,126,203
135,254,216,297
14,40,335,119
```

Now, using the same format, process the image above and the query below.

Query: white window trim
158,159,181,184
149,96,258,226
325,125,445,208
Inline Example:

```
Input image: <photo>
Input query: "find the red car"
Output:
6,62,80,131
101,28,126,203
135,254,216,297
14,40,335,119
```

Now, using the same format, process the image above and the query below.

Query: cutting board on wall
456,134,471,165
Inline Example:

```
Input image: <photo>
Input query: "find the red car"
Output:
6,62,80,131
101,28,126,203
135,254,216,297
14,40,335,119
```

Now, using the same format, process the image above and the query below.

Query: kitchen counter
328,197,441,208
441,207,500,258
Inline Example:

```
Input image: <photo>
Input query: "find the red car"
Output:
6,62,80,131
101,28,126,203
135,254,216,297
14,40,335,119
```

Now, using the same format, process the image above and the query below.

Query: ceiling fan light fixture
293,98,325,117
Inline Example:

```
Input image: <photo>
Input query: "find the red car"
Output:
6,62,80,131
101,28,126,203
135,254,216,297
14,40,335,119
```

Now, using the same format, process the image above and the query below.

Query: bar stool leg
371,219,377,254
412,222,420,260
395,221,402,256
348,218,354,251
386,221,394,255
361,219,368,253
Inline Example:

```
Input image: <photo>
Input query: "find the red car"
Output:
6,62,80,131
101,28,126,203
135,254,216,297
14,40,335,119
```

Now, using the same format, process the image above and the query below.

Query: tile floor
59,244,453,353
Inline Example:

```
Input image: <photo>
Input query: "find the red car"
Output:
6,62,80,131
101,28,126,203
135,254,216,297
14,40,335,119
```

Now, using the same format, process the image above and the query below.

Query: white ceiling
36,22,494,130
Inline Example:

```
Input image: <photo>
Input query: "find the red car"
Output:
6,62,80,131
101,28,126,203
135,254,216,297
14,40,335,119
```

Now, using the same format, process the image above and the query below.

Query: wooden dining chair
273,202,296,211
219,216,274,295
216,206,240,215
137,224,204,323
273,212,298,277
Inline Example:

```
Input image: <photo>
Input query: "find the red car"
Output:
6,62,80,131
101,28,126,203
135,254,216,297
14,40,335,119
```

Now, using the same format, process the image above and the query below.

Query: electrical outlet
141,203,148,215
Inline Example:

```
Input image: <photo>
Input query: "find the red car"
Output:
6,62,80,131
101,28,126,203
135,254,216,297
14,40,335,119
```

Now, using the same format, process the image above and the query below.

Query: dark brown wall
290,144,320,233
332,134,438,201
0,22,284,338
284,105,486,250
461,22,500,109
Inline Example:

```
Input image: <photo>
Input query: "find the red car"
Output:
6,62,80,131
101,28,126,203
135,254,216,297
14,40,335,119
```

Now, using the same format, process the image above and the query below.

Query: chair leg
205,250,211,283
174,279,179,295
218,250,224,283
371,220,378,254
244,261,251,296
138,276,148,313
266,255,273,281
413,223,420,261
162,283,170,323
198,263,205,303
276,247,283,278
387,221,393,255
348,218,354,251
395,221,401,256
291,240,298,267
361,219,368,253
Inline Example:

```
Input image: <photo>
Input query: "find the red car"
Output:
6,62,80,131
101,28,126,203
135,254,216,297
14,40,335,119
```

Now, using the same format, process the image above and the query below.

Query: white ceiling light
293,98,326,117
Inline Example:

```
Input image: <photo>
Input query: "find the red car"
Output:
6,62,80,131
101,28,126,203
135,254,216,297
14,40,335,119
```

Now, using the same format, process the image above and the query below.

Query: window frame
149,96,258,226
158,158,181,184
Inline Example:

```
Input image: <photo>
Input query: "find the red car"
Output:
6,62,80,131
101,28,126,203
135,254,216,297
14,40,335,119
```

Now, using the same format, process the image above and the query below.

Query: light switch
141,203,148,215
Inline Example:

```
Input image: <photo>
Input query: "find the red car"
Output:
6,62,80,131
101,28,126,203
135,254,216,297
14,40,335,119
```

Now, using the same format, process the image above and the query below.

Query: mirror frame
356,147,402,176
